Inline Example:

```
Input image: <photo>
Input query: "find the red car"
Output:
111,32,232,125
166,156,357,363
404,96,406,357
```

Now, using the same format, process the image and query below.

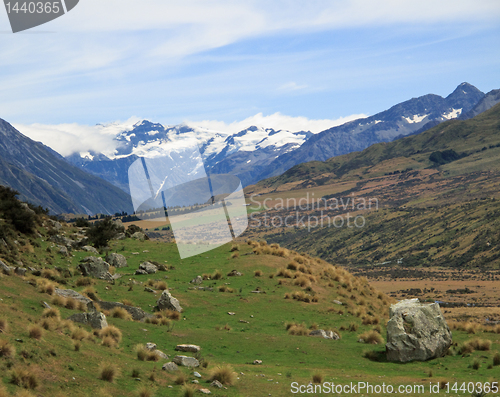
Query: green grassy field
1,220,499,397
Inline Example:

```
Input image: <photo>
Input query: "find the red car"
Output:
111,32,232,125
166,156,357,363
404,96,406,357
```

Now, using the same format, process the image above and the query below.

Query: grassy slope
0,221,499,397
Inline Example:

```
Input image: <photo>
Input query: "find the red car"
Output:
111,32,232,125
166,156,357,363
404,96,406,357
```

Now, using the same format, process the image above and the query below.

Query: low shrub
312,373,323,384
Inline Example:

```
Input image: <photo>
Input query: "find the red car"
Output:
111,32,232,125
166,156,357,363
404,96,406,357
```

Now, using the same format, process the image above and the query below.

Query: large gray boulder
157,290,183,312
173,355,199,367
55,288,92,305
386,299,452,363
77,256,113,280
97,301,152,321
68,311,108,329
0,260,13,275
106,253,128,268
82,245,99,254
139,261,158,274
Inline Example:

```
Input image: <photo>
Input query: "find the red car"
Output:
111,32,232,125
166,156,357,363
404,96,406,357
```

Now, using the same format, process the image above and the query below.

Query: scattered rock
386,298,452,363
131,231,146,240
175,344,201,353
227,269,243,277
68,311,108,329
97,301,152,321
192,379,199,384
309,329,340,340
15,267,27,276
139,261,158,274
190,275,203,285
49,234,75,249
42,301,51,309
114,233,126,240
253,360,262,365
144,287,155,293
0,260,13,275
157,290,183,312
58,245,70,257
77,257,113,280
193,371,202,378
210,380,223,388
146,343,157,350
332,300,343,305
199,388,211,394
239,320,249,324
173,355,199,367
106,253,128,268
162,362,179,372
135,269,148,275
82,245,99,254
228,312,235,316
55,288,92,305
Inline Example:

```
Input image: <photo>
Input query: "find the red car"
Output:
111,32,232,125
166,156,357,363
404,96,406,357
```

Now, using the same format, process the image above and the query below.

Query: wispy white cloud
278,82,309,92
185,112,367,134
13,117,140,157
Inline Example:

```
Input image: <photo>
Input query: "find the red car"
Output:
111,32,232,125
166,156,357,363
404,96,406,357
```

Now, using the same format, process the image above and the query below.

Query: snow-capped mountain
66,82,489,191
65,122,312,191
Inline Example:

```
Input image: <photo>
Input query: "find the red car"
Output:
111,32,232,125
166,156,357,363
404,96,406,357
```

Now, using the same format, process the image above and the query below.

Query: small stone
175,344,201,353
210,380,223,388
192,380,199,384
162,362,179,372
193,371,202,378
228,312,235,316
253,360,262,365
199,389,211,394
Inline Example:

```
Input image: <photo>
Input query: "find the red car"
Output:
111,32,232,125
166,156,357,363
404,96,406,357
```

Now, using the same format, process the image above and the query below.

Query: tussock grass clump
174,373,188,385
358,330,384,345
136,385,155,397
99,363,119,382
459,338,492,354
42,307,60,320
99,325,122,344
71,328,90,341
73,341,81,352
211,270,223,280
110,307,133,320
362,316,379,326
121,298,135,306
287,261,298,271
230,244,239,252
28,324,43,340
230,251,239,259
10,367,38,389
64,298,78,310
41,268,60,280
0,384,9,397
76,277,93,287
39,318,57,331
0,339,16,358
259,240,267,246
82,286,99,301
293,276,311,288
276,267,293,278
101,336,117,348
135,344,160,362
154,280,168,290
254,269,263,277
51,295,66,307
287,323,309,336
36,279,56,295
312,373,323,384
0,318,9,334
472,359,480,370
493,352,500,366
181,384,196,397
209,364,237,386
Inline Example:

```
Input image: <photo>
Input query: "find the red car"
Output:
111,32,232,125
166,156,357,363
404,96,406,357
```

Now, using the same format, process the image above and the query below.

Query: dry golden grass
287,323,309,336
101,336,117,348
174,373,188,385
293,276,311,288
154,280,168,290
51,295,66,307
82,286,99,301
110,307,133,320
36,279,56,295
136,385,155,397
458,338,492,354
71,328,90,341
99,325,122,344
358,330,384,345
0,318,8,333
99,363,119,382
209,364,237,386
0,339,15,358
42,307,60,320
64,298,78,310
312,373,323,384
76,277,93,287
28,324,43,340
254,269,263,277
230,244,239,252
10,367,38,389
39,318,57,331
230,251,240,259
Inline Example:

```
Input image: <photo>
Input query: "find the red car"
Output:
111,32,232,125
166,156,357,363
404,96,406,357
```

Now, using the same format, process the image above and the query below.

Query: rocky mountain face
250,83,485,182
66,83,489,190
66,122,312,190
0,118,133,215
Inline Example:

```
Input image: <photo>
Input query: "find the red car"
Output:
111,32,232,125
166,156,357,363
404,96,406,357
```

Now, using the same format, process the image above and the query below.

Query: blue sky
0,0,499,153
